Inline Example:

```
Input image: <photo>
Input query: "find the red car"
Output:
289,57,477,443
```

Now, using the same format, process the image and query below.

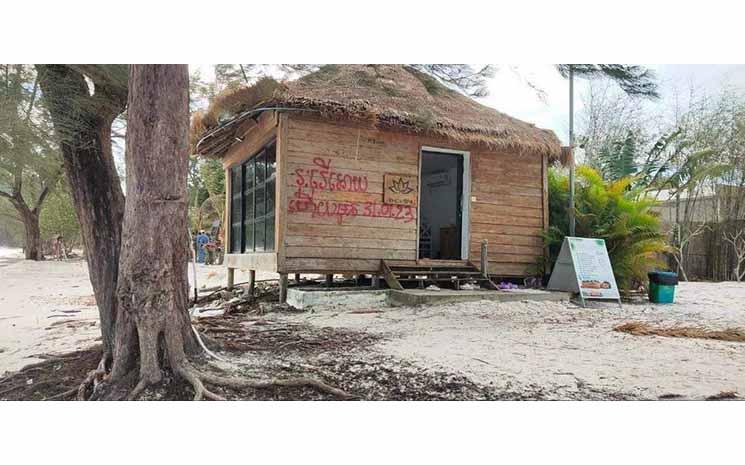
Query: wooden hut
193,65,561,301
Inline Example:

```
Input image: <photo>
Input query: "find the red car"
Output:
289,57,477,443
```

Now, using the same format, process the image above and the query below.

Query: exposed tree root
48,387,79,400
196,370,355,400
175,365,225,401
76,356,109,400
77,347,354,401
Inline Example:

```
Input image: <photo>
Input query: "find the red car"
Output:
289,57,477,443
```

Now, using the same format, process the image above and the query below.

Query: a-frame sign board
547,237,622,308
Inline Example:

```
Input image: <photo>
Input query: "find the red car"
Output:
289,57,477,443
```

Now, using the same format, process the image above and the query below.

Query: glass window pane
244,161,254,191
254,218,265,252
232,166,242,195
266,178,275,214
255,184,265,218
244,218,254,253
230,166,242,253
244,185,254,220
265,215,275,251
231,224,240,253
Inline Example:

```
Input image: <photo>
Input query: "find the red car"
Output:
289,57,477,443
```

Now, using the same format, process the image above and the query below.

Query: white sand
284,282,745,399
2,247,744,399
0,248,268,375
0,248,101,374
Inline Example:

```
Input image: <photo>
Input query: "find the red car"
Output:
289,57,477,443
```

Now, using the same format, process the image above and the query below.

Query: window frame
228,139,277,254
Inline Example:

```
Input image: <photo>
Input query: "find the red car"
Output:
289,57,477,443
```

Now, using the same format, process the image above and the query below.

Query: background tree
578,80,652,167
556,64,660,236
0,64,63,259
0,200,24,246
723,229,745,281
36,64,128,364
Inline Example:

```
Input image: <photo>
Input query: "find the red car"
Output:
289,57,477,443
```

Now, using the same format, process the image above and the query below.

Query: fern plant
545,166,669,290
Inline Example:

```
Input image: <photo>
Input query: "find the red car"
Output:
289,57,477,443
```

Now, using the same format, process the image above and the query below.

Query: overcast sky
477,64,745,144
190,64,745,145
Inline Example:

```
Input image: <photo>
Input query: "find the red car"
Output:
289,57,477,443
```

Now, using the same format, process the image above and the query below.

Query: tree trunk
109,65,198,390
2,196,44,261
22,210,42,260
36,65,127,362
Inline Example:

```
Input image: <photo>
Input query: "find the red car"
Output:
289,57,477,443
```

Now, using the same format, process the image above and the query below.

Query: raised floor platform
286,286,570,310
388,288,570,307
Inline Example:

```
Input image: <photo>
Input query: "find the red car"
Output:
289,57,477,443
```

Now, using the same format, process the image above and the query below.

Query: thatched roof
193,64,561,159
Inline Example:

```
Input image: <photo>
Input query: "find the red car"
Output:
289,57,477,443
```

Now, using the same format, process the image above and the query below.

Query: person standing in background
195,230,209,263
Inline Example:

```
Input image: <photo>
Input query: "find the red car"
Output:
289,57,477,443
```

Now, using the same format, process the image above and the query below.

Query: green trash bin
648,271,678,304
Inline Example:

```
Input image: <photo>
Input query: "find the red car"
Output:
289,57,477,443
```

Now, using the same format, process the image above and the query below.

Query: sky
476,64,745,144
190,64,745,145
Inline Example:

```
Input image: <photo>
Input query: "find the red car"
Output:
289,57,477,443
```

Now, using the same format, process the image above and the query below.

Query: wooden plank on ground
381,260,403,290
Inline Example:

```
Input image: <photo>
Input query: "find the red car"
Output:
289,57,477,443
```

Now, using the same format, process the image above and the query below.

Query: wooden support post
294,273,301,283
248,269,255,297
480,240,489,279
372,275,380,289
325,274,333,287
227,267,235,290
279,273,288,303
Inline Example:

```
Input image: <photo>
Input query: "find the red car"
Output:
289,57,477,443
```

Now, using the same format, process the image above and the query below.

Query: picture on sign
383,173,418,206
547,237,621,306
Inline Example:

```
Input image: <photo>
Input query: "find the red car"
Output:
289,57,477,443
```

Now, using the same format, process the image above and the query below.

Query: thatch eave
192,65,562,160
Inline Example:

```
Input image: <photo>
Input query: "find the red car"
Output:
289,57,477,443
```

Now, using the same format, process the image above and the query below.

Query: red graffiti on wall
288,157,416,224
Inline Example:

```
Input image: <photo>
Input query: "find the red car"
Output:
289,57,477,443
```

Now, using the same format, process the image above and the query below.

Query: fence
668,220,745,281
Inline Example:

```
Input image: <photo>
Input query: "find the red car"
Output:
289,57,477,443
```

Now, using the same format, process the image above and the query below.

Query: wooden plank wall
470,149,547,276
281,116,419,273
279,114,549,276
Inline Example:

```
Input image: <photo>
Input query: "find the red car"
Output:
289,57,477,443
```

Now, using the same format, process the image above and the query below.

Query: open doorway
418,150,465,260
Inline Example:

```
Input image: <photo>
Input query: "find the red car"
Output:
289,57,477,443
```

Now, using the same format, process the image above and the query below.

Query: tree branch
33,166,62,213
24,75,39,122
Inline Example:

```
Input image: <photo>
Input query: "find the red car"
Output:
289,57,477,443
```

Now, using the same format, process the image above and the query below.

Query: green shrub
40,188,81,247
545,166,669,291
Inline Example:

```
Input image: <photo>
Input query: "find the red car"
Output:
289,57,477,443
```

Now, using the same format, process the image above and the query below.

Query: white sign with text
547,237,621,305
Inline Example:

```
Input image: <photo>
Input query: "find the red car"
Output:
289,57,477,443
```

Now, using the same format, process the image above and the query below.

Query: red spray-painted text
288,158,416,224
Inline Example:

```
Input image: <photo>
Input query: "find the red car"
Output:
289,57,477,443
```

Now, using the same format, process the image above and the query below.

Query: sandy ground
0,248,101,375
2,246,744,399
280,283,745,399
0,247,259,375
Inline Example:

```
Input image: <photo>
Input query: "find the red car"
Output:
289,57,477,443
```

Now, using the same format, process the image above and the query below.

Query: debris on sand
194,315,382,355
614,322,745,343
706,390,739,401
0,347,102,400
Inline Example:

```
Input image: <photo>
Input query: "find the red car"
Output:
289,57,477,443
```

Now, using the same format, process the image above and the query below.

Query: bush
545,166,669,291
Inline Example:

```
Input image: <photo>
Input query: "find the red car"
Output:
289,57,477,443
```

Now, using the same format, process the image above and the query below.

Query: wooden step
389,265,476,271
381,260,499,291
392,270,484,277
397,277,491,282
